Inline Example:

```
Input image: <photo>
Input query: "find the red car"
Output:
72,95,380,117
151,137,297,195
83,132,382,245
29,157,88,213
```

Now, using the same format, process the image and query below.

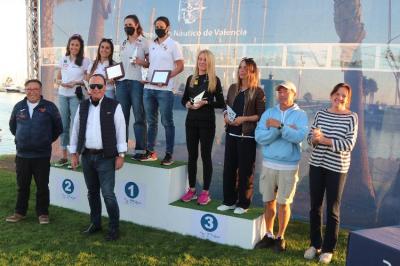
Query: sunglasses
242,57,254,62
89,84,104,90
101,38,113,42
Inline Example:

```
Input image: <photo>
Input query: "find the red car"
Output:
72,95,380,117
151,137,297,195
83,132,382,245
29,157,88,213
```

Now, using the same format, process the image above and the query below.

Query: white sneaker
319,252,333,264
233,207,248,214
304,246,321,260
217,204,236,211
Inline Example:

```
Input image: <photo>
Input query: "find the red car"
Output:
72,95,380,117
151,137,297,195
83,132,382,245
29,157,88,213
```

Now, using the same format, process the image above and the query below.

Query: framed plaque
105,63,125,80
150,70,171,85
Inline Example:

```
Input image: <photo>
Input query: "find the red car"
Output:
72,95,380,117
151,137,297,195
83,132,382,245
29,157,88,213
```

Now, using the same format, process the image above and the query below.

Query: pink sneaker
197,191,211,205
181,189,197,202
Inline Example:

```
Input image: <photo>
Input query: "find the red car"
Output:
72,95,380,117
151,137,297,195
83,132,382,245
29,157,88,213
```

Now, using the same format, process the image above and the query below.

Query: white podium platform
49,159,265,249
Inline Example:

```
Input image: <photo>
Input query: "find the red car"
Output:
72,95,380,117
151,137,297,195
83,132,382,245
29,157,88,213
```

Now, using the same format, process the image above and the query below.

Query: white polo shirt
58,56,91,97
144,36,184,92
87,60,114,91
119,35,149,81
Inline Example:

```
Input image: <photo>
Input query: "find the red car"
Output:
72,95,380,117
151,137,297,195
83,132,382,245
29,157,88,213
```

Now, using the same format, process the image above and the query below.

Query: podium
49,159,265,249
346,226,400,266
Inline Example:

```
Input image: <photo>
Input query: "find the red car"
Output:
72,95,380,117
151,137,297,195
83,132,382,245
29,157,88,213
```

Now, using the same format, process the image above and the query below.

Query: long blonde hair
237,58,259,89
190,49,217,93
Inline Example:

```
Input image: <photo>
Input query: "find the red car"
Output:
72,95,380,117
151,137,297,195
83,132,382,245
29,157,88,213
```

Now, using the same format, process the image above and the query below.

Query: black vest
77,97,119,158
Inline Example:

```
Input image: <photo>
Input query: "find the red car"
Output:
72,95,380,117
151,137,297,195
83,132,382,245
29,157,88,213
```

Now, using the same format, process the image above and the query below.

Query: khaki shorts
259,166,299,205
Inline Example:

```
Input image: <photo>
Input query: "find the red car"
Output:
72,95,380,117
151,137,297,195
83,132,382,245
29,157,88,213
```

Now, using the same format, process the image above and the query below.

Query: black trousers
222,134,256,209
309,165,347,253
15,156,50,216
186,123,215,190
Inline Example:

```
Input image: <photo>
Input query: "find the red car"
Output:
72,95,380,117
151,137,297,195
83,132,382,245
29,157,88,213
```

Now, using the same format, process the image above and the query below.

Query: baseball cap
276,81,297,94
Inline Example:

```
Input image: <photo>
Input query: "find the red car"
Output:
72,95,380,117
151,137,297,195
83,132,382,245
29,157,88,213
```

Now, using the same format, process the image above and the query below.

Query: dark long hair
89,38,114,77
65,34,84,66
124,14,144,36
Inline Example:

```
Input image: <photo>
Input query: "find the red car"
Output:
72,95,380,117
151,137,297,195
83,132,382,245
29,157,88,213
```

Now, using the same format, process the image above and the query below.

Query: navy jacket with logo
9,97,63,158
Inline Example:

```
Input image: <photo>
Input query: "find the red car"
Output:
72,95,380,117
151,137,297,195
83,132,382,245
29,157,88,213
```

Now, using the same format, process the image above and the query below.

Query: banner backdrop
40,0,400,228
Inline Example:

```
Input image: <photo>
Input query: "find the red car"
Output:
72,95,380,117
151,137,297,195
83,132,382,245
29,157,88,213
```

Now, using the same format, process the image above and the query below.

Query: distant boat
5,85,24,93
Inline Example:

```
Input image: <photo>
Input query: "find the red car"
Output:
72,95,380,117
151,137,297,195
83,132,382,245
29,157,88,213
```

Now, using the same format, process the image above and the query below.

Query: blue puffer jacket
9,97,63,158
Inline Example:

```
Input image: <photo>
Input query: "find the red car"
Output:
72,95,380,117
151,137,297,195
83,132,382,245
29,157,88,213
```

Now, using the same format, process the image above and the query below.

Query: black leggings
222,134,256,209
186,124,215,190
309,165,347,253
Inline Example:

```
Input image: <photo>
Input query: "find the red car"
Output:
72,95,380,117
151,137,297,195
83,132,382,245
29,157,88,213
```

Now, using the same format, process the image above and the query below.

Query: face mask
155,28,167,38
124,26,135,36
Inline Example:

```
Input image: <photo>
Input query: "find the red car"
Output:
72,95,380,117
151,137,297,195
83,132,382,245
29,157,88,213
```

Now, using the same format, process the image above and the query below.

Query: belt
84,149,104,155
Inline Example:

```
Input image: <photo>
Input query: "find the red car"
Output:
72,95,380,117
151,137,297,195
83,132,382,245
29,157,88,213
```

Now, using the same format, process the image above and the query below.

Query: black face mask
155,28,167,38
124,26,135,36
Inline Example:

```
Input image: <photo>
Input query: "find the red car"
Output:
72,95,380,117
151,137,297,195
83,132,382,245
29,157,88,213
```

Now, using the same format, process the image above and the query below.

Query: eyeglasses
89,84,104,90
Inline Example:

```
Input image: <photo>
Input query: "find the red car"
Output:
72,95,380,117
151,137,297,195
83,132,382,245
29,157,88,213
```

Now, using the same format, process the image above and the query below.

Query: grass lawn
0,156,348,265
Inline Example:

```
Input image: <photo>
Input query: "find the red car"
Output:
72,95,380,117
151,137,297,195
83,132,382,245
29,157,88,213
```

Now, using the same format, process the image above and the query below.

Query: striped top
307,109,358,173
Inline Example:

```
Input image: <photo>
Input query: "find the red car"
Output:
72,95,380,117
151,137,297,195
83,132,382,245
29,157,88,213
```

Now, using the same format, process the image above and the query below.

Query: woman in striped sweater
304,83,358,264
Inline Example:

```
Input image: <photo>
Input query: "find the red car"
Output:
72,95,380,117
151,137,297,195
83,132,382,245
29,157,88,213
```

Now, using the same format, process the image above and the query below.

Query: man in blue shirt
7,79,63,224
254,81,308,252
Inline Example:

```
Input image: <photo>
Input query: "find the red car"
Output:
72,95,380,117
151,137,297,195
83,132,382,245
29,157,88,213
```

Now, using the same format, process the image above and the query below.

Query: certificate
83,80,89,90
226,105,237,122
150,70,171,85
191,91,205,104
105,63,125,80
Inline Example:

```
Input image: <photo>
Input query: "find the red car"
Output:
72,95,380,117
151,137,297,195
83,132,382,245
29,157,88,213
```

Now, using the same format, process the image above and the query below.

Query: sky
0,1,27,86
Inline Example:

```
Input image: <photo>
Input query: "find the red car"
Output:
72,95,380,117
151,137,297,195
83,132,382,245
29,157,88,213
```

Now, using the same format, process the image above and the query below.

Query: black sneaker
131,153,143,161
274,237,286,252
161,153,174,166
254,235,275,249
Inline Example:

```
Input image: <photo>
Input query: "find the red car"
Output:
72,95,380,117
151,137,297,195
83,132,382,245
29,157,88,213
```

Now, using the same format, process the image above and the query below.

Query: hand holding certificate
150,70,171,86
105,63,125,80
226,105,237,122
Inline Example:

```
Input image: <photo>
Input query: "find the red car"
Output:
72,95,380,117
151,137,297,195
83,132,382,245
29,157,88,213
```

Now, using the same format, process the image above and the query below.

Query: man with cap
254,81,308,252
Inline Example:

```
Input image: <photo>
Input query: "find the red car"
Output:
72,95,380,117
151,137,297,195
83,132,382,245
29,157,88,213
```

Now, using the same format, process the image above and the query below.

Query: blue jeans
116,80,146,153
58,95,81,148
143,89,175,154
81,153,119,230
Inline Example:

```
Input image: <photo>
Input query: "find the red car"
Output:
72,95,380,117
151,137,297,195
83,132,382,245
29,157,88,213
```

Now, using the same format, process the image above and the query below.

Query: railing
41,43,400,73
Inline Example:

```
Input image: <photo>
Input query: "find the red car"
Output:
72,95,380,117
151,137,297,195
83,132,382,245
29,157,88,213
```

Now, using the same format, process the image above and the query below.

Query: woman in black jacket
180,49,225,205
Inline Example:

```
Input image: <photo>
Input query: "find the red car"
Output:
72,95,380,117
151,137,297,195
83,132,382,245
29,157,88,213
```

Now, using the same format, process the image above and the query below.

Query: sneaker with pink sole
181,189,197,202
197,191,211,205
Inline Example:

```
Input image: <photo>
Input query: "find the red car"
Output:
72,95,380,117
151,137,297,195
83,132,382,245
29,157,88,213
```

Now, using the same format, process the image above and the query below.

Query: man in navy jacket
6,79,62,224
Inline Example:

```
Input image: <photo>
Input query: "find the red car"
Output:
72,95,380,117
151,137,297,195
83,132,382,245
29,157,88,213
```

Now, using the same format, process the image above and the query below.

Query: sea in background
0,92,25,154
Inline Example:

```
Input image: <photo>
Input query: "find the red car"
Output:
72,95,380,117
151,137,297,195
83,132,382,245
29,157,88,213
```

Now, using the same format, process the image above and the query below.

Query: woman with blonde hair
180,49,225,205
217,58,265,214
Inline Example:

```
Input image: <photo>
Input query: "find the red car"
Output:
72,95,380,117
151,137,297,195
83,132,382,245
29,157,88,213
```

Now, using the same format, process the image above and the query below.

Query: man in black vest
69,74,127,241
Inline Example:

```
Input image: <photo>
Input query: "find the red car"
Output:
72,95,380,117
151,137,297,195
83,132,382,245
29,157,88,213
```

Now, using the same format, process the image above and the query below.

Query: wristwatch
278,123,284,130
118,153,125,158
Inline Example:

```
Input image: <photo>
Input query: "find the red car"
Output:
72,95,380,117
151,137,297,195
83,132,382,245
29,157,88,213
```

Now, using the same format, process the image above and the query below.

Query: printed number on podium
201,214,218,232
62,179,74,194
125,182,139,199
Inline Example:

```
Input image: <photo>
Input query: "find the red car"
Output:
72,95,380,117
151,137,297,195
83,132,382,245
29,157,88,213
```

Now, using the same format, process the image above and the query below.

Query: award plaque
150,70,171,85
105,63,125,80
